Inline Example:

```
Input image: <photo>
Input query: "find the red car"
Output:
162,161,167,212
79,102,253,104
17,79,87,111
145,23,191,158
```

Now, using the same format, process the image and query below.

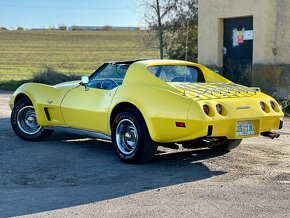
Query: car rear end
174,82,283,141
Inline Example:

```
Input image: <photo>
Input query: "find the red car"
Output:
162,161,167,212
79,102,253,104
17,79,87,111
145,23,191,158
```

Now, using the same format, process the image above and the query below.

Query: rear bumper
205,116,282,139
149,116,283,143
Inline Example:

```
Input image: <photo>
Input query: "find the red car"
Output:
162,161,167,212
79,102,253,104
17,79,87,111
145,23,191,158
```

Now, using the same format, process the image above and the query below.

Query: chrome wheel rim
116,119,138,155
17,106,42,135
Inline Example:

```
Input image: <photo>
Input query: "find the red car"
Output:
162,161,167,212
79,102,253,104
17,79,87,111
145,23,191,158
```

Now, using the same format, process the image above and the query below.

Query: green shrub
58,25,67,31
280,99,290,115
0,67,81,91
0,79,28,90
31,67,81,85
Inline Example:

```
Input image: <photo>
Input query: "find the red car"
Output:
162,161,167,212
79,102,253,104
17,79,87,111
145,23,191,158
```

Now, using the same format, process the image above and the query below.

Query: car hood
168,82,261,100
54,80,81,89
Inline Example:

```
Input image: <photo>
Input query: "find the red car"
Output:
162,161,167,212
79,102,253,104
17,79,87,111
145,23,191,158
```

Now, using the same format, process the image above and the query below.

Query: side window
88,64,128,89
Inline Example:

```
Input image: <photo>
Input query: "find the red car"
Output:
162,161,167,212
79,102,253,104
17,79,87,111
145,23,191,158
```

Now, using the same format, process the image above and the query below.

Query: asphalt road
0,91,290,218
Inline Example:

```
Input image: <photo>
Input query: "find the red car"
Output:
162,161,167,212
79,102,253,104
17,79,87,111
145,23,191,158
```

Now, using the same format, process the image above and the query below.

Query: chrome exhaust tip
261,131,280,139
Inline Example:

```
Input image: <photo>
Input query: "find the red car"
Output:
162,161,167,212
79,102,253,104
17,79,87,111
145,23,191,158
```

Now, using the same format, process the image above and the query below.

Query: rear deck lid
168,82,260,100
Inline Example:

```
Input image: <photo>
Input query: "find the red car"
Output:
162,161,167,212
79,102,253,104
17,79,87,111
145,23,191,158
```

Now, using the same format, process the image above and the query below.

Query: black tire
11,98,54,141
112,108,157,164
210,139,242,152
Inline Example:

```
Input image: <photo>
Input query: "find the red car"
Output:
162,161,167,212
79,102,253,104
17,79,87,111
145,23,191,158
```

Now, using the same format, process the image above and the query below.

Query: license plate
237,121,254,136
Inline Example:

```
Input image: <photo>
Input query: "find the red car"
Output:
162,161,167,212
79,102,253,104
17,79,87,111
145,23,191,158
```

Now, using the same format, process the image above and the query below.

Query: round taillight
270,101,275,110
203,105,210,115
216,104,222,114
260,101,266,111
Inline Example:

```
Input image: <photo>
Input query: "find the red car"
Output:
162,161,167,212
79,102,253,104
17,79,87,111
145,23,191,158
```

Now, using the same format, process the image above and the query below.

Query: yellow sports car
10,59,283,163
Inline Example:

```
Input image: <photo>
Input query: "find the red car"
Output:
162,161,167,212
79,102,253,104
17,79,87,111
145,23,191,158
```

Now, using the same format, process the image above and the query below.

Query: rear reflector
176,122,186,128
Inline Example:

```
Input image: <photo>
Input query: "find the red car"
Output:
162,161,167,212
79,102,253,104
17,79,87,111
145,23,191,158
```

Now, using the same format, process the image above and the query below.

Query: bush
31,67,81,85
280,99,290,115
58,25,67,31
102,25,112,31
0,67,82,91
0,79,29,90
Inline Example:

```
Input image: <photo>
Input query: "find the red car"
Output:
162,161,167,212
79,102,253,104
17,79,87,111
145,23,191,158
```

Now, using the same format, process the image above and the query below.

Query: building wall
198,0,290,99
198,0,277,66
275,0,290,64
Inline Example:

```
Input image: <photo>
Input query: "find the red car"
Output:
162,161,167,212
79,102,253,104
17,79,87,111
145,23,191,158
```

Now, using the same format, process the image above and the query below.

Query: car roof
105,58,150,65
106,59,201,67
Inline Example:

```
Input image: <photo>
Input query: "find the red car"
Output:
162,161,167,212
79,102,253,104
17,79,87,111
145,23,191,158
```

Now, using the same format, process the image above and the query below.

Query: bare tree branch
140,0,198,61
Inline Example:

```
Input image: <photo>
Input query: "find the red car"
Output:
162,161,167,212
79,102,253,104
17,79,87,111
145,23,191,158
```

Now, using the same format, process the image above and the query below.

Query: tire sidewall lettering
11,98,46,140
112,110,145,162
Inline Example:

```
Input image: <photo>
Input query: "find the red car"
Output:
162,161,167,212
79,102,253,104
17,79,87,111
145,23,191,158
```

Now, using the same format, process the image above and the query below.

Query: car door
60,63,127,134
60,86,117,134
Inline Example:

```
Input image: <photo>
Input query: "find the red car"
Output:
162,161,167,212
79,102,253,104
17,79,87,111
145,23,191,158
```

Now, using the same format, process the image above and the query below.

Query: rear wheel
11,98,53,141
112,108,157,163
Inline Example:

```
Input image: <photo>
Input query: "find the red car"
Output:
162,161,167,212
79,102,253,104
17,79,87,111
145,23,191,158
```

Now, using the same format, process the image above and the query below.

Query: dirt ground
0,91,289,218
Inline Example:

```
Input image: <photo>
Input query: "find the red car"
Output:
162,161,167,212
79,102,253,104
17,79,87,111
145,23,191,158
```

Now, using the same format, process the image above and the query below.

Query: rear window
147,65,205,83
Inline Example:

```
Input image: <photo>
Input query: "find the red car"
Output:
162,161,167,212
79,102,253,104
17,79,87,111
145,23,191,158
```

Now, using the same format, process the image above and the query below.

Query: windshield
147,65,205,83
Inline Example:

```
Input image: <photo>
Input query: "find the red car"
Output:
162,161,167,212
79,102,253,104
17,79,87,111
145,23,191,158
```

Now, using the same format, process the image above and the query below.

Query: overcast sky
0,0,145,29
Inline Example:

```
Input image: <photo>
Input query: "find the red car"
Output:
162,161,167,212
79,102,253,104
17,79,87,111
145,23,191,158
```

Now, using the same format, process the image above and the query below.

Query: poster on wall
233,28,253,47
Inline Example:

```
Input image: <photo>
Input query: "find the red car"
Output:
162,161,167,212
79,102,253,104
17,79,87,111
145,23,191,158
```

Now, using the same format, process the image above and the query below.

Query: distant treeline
0,25,142,31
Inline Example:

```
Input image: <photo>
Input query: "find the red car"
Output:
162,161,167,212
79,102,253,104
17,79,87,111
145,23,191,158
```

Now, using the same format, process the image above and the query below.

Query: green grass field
0,30,159,89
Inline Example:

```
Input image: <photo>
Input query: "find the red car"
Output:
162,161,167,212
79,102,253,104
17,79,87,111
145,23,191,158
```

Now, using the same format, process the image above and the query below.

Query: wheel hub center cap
125,132,132,139
27,116,35,124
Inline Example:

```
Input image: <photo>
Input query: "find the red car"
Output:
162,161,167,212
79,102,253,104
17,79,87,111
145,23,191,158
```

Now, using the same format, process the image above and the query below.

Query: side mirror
81,76,89,91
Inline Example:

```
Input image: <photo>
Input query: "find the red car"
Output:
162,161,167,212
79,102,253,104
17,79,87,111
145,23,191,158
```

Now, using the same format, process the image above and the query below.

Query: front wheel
112,108,157,164
11,98,53,141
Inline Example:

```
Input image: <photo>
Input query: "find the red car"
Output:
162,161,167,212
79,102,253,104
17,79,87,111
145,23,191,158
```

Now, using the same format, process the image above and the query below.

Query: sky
0,0,145,29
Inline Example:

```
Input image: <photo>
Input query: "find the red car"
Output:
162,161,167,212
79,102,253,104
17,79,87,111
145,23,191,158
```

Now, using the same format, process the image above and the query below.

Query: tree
142,0,178,59
142,0,198,61
58,25,67,31
164,0,198,61
17,26,24,31
103,25,113,31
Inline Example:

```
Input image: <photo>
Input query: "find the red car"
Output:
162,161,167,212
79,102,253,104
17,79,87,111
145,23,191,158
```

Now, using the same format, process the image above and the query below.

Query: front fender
10,83,72,126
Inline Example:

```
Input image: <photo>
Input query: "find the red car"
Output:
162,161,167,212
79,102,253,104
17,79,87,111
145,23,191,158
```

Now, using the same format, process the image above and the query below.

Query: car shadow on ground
0,118,226,217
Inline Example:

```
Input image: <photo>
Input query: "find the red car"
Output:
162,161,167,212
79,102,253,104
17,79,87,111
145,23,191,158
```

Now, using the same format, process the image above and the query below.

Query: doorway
223,17,253,85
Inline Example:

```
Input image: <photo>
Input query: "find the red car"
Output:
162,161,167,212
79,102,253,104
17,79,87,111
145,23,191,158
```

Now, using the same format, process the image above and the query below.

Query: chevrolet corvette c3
9,59,283,163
